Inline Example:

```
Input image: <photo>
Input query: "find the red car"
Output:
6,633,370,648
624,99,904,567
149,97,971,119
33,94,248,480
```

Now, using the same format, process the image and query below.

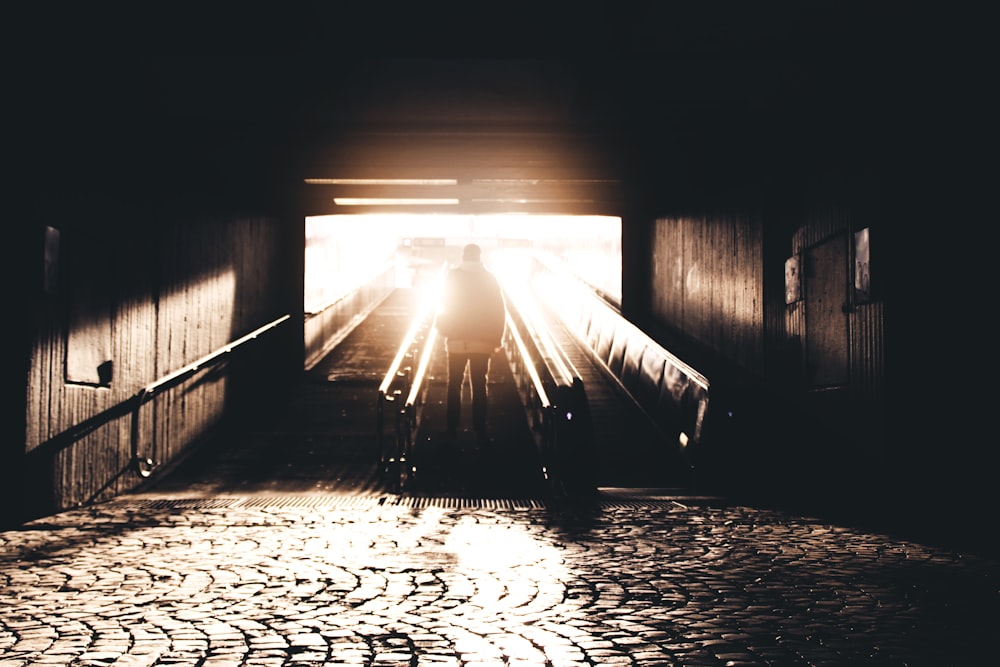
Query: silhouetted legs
445,352,491,435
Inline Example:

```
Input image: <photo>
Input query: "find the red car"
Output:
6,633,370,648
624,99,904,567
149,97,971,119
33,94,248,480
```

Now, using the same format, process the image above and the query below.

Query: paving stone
2,495,998,666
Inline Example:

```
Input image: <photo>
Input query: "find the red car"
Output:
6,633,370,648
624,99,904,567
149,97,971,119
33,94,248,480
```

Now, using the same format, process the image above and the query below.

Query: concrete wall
18,208,294,522
650,193,765,378
639,161,889,511
10,70,301,524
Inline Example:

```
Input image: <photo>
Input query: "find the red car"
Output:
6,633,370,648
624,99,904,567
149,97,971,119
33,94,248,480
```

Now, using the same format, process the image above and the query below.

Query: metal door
804,233,849,388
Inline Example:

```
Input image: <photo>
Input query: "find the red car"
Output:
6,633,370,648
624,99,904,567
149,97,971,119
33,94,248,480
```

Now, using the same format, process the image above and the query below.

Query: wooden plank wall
789,170,884,400
647,166,884,458
650,194,765,377
25,214,287,515
789,169,885,449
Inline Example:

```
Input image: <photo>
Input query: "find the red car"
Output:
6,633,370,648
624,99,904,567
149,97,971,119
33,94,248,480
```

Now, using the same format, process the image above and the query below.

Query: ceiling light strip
471,178,619,184
334,198,460,206
307,178,458,186
469,198,595,204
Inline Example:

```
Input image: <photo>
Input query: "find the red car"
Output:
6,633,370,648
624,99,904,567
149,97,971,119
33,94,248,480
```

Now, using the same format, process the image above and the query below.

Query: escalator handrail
533,250,708,390
404,325,438,408
377,263,449,398
505,285,578,390
504,308,553,409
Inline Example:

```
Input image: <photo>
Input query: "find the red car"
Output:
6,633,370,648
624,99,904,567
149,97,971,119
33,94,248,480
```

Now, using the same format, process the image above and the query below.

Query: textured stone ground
5,288,996,665
2,492,996,666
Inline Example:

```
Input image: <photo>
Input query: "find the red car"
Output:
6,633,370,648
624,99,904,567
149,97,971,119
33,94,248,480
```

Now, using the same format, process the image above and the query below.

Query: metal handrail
378,313,424,397
500,284,596,495
145,314,291,397
375,297,427,461
389,323,439,492
404,326,438,408
130,313,291,477
31,314,292,479
382,262,595,496
376,315,425,487
381,262,449,399
376,263,449,491
505,279,579,390
385,265,556,494
533,250,708,390
504,309,553,409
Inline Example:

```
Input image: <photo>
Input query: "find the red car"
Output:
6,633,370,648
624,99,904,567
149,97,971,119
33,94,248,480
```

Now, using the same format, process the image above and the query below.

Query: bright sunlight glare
304,213,621,316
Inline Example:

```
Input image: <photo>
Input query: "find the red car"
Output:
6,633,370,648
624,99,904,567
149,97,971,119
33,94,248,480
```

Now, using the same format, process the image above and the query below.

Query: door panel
804,234,849,388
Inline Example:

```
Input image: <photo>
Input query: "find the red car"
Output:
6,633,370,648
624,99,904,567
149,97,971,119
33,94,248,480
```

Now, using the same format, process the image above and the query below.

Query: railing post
130,389,157,478
127,313,291,481
377,391,383,441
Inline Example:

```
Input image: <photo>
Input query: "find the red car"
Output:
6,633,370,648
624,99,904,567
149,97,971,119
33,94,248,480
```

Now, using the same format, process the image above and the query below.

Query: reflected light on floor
444,516,566,575
308,508,566,579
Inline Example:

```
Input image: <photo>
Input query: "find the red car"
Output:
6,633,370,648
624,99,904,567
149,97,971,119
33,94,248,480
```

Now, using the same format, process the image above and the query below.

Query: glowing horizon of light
304,212,621,317
482,214,622,303
305,215,402,313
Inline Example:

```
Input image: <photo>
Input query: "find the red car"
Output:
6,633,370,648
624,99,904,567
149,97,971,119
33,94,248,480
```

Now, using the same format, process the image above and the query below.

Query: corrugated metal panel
852,301,885,402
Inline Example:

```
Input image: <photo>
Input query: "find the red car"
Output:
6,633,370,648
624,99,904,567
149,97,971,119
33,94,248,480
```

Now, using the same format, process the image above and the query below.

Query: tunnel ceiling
100,5,894,219
151,58,650,217
224,56,849,218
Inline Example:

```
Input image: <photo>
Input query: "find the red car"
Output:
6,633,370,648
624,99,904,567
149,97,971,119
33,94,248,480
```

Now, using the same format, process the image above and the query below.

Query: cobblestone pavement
2,492,997,666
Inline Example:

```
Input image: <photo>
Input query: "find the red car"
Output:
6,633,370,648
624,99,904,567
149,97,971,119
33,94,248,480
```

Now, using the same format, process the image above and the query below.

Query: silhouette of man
434,243,506,440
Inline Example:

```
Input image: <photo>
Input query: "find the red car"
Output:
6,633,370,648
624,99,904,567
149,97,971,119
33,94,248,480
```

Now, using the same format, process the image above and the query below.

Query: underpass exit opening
304,213,622,342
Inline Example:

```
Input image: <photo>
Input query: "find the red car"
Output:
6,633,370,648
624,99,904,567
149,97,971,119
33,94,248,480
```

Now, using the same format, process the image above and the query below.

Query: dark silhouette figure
434,243,506,440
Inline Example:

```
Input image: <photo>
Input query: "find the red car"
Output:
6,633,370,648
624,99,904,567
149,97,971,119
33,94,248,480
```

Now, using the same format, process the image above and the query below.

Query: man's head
462,243,482,262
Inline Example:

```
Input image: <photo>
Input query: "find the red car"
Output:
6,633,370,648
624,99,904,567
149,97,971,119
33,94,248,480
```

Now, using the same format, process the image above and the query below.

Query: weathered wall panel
24,212,289,517
646,164,884,466
785,167,885,453
851,302,884,402
650,197,766,378
651,219,684,329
